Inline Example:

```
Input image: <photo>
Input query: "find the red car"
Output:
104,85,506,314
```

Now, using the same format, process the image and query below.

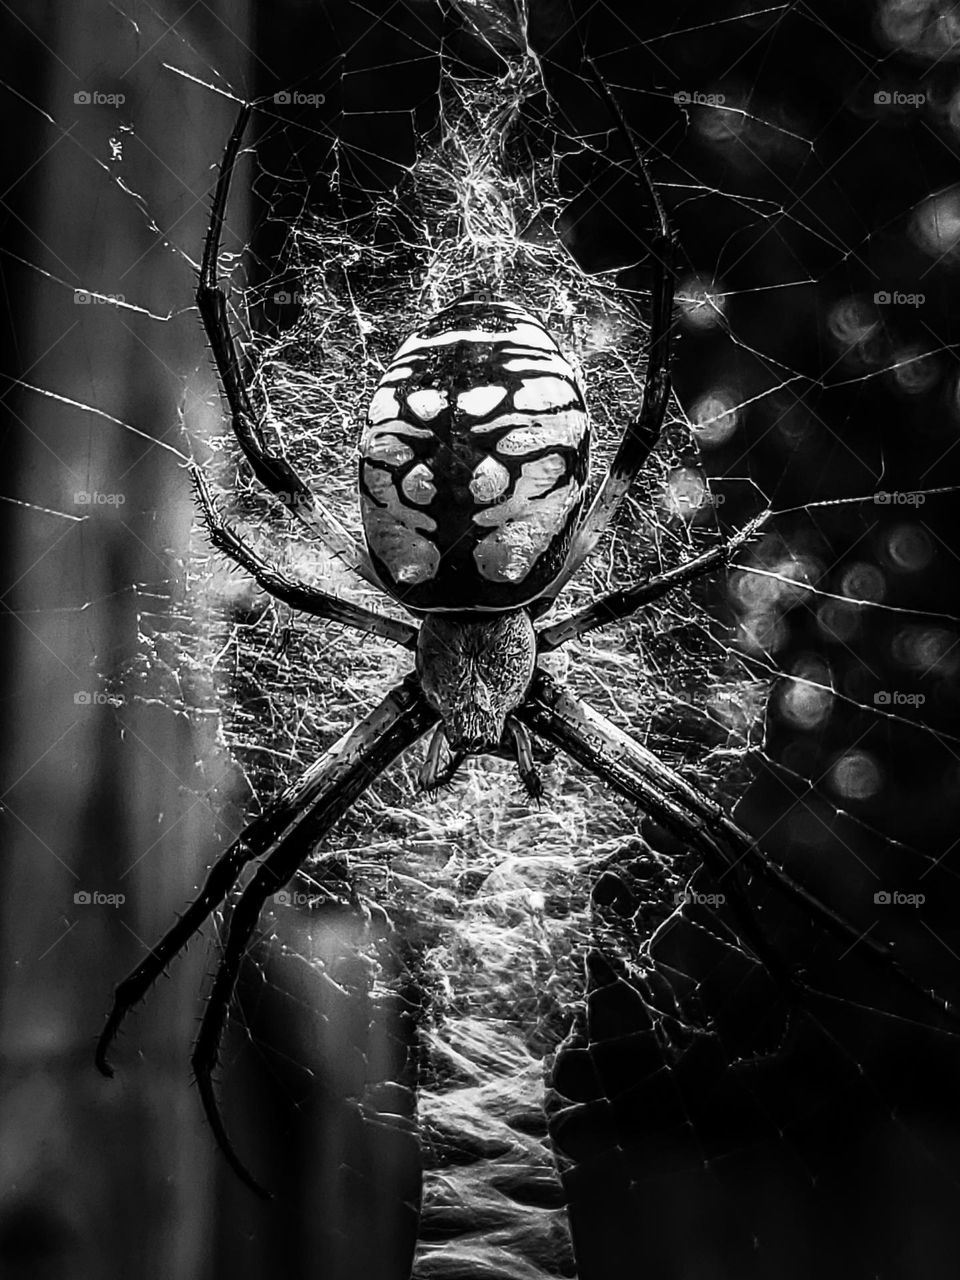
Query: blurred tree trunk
0,4,249,1278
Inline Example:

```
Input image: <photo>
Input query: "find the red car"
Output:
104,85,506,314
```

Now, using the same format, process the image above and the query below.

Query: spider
95,97,947,1199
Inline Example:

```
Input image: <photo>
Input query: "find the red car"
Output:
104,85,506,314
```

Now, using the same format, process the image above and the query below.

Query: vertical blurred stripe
0,3,250,1277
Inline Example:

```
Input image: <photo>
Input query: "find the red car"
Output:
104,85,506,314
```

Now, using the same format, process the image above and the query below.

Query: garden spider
95,98,945,1199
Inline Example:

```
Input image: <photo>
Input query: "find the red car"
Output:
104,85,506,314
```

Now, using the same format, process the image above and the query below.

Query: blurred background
1,2,960,1278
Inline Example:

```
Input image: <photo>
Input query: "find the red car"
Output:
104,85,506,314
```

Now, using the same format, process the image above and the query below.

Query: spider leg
196,103,377,586
191,680,437,1198
534,70,677,614
516,670,957,1025
538,510,771,652
193,467,417,649
95,676,437,1081
506,715,543,803
418,725,466,792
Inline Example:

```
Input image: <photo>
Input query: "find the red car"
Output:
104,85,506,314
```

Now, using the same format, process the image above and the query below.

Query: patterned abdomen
359,299,589,612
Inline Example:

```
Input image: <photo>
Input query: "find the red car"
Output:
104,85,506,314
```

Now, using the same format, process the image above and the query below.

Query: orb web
13,1,960,1276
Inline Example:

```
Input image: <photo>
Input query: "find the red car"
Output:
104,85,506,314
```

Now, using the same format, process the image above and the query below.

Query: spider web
9,1,960,1277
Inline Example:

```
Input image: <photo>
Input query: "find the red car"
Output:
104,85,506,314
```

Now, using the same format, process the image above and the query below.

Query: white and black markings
359,297,590,611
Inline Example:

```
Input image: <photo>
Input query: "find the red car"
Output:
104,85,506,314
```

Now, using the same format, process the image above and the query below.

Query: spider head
416,611,537,753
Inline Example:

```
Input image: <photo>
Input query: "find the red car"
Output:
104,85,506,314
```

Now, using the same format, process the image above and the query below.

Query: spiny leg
538,510,771,652
418,725,466,792
518,677,799,992
196,102,375,584
190,679,438,1197
96,677,437,1078
193,467,417,650
193,846,330,1198
507,715,543,802
97,805,290,1076
519,672,878,959
516,670,957,1026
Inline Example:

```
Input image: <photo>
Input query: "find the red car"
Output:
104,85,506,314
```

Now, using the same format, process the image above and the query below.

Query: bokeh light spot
678,275,727,331
778,657,834,730
817,599,860,642
840,562,886,603
911,187,960,259
892,347,941,395
883,523,934,572
826,296,881,364
830,751,882,801
691,390,741,447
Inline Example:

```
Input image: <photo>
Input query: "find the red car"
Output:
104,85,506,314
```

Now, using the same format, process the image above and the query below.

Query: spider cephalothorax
95,97,949,1202
415,610,538,789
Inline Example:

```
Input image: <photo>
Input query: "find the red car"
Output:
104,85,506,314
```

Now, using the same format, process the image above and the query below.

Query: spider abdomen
359,298,589,611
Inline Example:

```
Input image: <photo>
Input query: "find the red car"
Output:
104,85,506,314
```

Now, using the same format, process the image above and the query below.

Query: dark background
1,2,959,1278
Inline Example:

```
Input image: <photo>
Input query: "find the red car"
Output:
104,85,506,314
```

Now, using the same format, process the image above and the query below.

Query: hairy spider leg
538,510,772,652
518,671,958,1028
518,674,801,994
97,803,292,1077
192,468,418,649
535,66,677,613
418,719,547,797
196,102,377,586
190,678,438,1197
506,716,544,802
418,725,467,792
96,678,436,1081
